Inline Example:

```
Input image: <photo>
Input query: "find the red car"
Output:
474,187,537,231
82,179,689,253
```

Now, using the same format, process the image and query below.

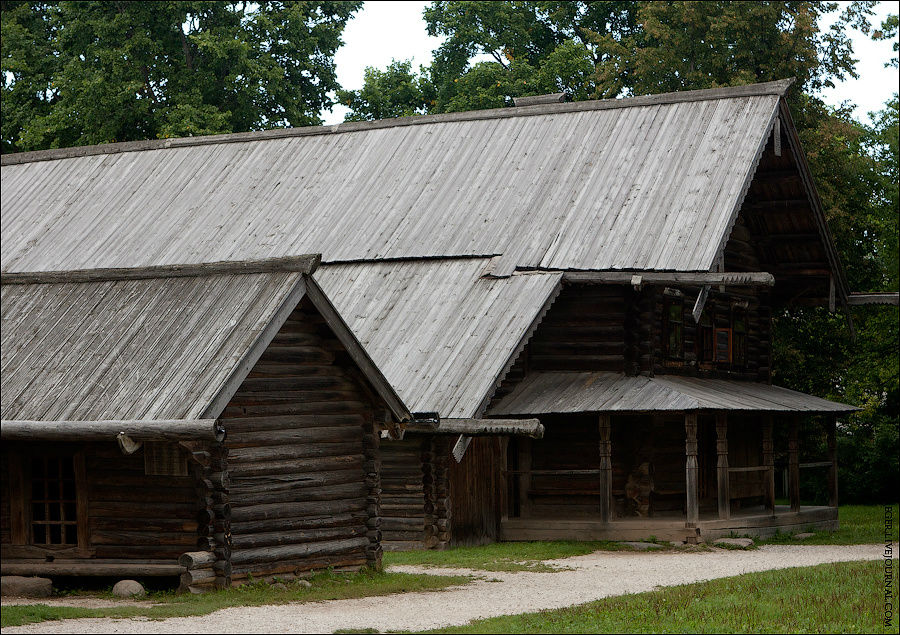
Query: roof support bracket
692,285,710,323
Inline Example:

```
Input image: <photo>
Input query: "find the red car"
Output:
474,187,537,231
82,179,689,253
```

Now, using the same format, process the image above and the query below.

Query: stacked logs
181,442,231,593
363,414,382,569
425,438,451,549
380,439,428,550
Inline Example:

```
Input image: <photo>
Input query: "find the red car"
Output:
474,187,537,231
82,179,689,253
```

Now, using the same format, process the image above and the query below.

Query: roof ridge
1,79,794,167
0,254,321,285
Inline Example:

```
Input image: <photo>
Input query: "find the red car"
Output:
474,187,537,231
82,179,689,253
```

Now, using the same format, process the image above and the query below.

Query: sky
324,0,900,126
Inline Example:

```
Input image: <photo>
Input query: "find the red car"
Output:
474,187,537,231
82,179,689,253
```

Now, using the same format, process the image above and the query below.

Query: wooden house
2,78,883,552
0,257,413,589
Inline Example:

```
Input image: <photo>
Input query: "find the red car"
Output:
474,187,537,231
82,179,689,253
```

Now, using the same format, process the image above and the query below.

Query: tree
337,59,434,121
1,1,362,152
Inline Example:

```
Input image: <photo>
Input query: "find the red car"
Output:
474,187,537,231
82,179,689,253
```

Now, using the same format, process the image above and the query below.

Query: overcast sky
324,0,900,125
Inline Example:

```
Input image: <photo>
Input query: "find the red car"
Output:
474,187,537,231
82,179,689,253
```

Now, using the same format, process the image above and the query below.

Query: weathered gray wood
407,418,544,438
563,271,775,286
0,561,185,576
846,292,899,306
2,79,793,167
513,93,567,107
685,413,699,526
692,285,710,323
0,255,320,285
178,551,216,568
716,414,730,520
1,419,224,442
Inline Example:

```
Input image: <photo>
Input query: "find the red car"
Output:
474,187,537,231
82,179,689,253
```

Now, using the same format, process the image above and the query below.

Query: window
664,299,684,360
714,328,732,363
30,456,78,546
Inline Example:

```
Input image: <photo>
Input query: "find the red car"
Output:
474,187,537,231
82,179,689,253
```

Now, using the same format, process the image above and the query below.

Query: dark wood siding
379,438,428,550
448,437,504,547
221,298,380,580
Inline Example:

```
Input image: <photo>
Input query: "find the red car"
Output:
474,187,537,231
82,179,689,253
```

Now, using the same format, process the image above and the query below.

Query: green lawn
383,540,634,572
0,569,472,629
758,504,899,545
423,560,897,634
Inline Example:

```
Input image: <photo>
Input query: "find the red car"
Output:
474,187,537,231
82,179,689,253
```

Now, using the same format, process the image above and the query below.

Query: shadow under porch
499,412,839,543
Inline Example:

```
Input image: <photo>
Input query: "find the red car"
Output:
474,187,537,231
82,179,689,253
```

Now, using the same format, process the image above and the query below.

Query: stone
714,537,754,549
622,541,663,551
793,532,815,540
669,541,686,547
112,579,146,598
271,582,288,591
1,576,53,598
297,579,312,588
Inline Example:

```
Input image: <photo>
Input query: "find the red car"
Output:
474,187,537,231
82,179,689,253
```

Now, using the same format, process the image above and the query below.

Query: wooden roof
3,80,794,277
488,372,858,415
0,257,411,423
315,258,562,418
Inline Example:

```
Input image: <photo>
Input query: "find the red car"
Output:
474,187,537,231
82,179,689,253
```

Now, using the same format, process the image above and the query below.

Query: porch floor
500,505,838,542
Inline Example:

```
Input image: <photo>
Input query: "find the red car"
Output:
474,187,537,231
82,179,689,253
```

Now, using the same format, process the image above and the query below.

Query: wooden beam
0,255,321,285
847,292,899,306
406,418,544,438
685,413,699,526
1,419,224,442
598,414,612,524
716,414,730,520
762,416,776,515
788,419,801,513
563,271,775,286
825,416,838,508
0,561,185,576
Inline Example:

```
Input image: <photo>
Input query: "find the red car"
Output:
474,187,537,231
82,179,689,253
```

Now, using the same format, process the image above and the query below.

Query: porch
501,504,838,542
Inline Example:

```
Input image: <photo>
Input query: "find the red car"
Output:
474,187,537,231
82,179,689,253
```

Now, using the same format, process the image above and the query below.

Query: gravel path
3,544,882,634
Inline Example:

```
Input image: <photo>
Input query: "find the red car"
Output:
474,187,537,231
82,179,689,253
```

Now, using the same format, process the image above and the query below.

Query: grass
383,541,631,572
0,569,472,629
757,504,899,546
423,559,897,634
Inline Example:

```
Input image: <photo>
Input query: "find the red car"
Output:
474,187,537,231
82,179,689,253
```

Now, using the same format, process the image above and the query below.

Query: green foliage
0,569,472,628
1,1,362,152
424,560,896,633
758,504,899,545
337,59,435,121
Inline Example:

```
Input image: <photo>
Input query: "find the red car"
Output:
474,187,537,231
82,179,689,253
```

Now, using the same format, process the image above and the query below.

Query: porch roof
487,372,858,415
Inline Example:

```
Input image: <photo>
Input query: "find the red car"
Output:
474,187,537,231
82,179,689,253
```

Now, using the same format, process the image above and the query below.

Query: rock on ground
1,576,53,598
112,580,146,598
714,537,755,548
622,541,664,550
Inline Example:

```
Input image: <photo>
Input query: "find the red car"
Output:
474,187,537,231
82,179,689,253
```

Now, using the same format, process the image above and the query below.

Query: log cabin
3,78,891,552
0,257,414,589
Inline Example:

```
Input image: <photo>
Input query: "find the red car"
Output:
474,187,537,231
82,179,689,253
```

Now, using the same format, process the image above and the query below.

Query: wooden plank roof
1,81,789,276
1,259,412,423
314,259,562,418
488,371,858,415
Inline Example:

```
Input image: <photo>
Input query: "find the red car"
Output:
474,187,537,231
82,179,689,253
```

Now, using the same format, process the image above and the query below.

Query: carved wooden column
788,418,801,513
762,415,775,515
825,416,838,508
685,413,699,526
599,414,612,523
716,413,730,519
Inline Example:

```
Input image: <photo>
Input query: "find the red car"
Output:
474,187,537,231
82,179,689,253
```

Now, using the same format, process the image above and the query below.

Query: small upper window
664,299,684,360
698,311,715,364
732,308,747,368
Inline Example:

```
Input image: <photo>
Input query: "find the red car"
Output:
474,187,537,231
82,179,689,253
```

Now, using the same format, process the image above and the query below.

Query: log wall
1,440,199,563
448,437,504,546
379,438,428,551
220,298,380,580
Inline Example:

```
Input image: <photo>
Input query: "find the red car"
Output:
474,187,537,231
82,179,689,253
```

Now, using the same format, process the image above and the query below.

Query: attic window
144,442,189,477
664,299,684,361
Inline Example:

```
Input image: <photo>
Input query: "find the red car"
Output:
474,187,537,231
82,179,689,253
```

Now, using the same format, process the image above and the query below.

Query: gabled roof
488,372,858,415
315,258,561,418
3,80,790,276
0,257,411,423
